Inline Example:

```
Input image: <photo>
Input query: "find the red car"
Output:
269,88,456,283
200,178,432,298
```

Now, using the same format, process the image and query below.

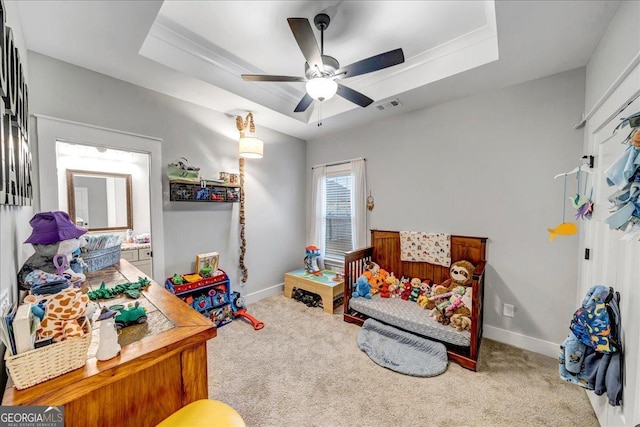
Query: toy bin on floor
165,269,232,326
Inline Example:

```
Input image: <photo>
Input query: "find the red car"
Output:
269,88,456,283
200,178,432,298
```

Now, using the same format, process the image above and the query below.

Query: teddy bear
362,261,389,295
385,273,399,298
18,211,88,291
352,275,372,299
436,260,475,293
450,313,472,332
38,287,90,342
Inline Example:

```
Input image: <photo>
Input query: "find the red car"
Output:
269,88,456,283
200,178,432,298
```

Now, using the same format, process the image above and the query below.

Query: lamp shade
305,77,338,101
239,136,263,159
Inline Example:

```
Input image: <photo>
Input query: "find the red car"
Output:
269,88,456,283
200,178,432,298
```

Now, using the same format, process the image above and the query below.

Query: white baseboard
243,283,284,305
483,325,559,359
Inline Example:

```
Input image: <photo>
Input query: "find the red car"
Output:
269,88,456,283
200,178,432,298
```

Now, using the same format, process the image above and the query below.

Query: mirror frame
66,169,133,232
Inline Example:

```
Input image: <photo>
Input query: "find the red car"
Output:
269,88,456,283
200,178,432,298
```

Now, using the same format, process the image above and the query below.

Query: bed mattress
349,295,471,347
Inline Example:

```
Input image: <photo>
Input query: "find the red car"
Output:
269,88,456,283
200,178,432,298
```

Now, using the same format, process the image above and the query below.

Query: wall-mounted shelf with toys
169,179,240,203
164,269,234,327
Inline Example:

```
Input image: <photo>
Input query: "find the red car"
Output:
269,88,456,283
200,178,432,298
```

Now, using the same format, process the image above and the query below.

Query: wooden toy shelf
169,179,240,202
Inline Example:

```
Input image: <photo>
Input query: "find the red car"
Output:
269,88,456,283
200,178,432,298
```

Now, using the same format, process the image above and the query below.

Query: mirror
67,169,133,231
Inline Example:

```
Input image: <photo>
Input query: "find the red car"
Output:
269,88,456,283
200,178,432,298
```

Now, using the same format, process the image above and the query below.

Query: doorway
34,115,165,280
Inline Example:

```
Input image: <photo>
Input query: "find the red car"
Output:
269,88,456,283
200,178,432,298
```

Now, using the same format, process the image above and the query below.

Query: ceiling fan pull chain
318,103,323,127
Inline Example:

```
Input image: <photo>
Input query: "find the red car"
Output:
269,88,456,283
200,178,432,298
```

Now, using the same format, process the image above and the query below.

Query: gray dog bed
357,318,448,377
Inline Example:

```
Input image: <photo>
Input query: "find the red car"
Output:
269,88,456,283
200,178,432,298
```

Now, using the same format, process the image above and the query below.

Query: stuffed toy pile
18,211,88,291
18,211,90,343
352,258,475,332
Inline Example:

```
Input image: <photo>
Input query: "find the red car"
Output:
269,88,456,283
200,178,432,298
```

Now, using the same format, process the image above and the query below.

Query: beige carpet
207,295,598,427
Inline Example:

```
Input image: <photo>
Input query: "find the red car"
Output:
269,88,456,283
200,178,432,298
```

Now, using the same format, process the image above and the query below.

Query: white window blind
324,172,353,260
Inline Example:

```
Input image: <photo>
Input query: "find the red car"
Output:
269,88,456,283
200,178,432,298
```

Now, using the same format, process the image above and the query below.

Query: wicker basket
5,321,91,390
82,244,122,272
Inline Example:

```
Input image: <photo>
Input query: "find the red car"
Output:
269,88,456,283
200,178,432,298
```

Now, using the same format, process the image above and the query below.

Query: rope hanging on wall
236,113,255,283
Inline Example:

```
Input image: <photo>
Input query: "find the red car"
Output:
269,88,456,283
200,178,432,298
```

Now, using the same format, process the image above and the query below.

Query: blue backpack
570,285,620,354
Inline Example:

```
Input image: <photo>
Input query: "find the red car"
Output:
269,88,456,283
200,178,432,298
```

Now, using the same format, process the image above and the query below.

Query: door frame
33,114,165,281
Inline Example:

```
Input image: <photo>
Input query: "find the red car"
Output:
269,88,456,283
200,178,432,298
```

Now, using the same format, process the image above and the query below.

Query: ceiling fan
241,13,405,113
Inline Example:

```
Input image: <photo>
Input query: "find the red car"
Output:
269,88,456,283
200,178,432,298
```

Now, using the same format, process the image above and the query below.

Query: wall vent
375,98,403,111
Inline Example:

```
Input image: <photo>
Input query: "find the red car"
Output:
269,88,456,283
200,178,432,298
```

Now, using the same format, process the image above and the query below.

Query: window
324,171,353,261
310,158,367,269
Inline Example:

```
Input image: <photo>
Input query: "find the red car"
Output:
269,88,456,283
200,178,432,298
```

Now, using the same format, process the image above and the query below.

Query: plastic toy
96,307,121,361
230,292,264,330
304,245,320,274
109,301,148,329
87,278,151,300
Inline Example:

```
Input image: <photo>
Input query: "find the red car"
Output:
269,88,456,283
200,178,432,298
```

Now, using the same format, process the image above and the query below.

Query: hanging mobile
548,172,578,241
367,190,375,211
573,166,594,220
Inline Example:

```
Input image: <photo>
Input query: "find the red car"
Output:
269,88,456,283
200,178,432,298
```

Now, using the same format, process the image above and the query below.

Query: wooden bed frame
344,229,487,371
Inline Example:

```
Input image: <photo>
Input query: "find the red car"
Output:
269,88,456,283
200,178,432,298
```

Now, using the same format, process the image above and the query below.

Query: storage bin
5,321,91,390
82,244,122,272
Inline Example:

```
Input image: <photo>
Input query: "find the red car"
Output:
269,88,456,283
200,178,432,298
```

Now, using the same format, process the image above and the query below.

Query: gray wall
585,1,638,112
306,68,586,353
28,52,306,299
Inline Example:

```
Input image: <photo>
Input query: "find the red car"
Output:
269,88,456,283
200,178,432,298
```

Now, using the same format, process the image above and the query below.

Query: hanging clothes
559,285,622,407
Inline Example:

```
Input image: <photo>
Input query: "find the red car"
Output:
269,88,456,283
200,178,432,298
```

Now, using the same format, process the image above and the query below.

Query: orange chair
156,400,246,427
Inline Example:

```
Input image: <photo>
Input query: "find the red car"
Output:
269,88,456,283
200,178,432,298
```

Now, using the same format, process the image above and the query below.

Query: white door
581,93,640,426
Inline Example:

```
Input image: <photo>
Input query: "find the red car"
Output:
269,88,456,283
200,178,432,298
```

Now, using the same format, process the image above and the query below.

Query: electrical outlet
503,303,515,318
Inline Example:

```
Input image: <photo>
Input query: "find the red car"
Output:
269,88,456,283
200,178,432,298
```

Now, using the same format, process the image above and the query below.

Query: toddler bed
344,230,487,371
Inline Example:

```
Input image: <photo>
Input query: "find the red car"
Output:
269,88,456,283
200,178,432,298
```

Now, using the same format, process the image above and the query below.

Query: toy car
109,302,148,329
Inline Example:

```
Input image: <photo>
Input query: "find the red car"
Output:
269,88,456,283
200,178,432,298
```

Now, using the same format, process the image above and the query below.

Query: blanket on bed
357,318,448,377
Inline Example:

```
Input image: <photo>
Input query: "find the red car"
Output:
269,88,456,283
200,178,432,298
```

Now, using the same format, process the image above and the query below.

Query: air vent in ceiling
375,98,403,111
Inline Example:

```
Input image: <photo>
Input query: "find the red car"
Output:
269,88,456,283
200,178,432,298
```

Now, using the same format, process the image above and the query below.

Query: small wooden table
284,269,344,314
3,260,216,427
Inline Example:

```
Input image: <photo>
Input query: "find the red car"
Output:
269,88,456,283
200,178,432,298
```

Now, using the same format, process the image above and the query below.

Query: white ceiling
16,1,619,141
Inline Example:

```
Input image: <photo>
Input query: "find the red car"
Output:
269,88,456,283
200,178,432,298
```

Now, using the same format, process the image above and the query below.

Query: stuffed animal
400,281,412,300
362,261,389,295
450,314,472,332
38,287,90,342
352,275,372,299
385,274,399,298
416,294,430,308
437,260,475,293
18,211,88,291
409,278,422,302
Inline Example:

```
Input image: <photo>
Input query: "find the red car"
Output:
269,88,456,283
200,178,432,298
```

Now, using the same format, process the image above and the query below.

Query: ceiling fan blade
294,93,314,113
242,74,306,82
337,48,405,79
336,84,374,108
287,18,324,72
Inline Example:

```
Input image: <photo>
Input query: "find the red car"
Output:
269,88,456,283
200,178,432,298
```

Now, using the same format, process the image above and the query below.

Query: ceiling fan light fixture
305,77,337,102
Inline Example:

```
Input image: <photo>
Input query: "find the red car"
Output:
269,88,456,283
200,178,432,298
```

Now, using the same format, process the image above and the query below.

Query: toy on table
87,278,151,300
230,292,264,330
96,307,121,361
109,301,148,329
304,245,321,274
18,211,88,291
37,287,90,343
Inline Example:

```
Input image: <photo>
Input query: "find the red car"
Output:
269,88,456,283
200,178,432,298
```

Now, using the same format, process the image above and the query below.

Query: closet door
582,93,640,426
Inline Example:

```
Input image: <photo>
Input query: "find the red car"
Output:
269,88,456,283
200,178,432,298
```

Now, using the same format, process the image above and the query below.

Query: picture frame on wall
195,252,219,275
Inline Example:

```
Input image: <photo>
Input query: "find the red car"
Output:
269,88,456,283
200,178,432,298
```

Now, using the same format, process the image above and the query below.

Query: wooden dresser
2,260,216,427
